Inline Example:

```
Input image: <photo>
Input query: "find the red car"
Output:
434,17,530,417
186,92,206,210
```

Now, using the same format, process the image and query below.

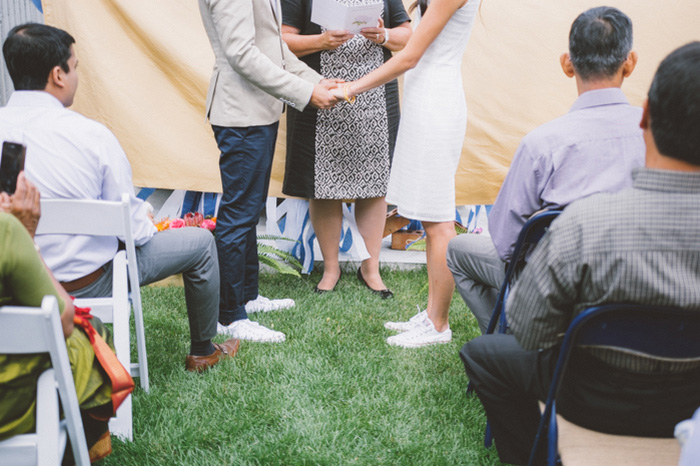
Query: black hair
569,6,632,81
647,41,700,166
2,22,75,91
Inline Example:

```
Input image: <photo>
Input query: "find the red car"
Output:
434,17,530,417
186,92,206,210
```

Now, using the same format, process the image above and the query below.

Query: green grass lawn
102,268,503,465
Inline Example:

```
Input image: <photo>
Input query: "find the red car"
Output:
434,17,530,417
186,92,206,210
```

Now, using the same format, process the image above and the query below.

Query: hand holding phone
0,172,41,237
0,141,27,194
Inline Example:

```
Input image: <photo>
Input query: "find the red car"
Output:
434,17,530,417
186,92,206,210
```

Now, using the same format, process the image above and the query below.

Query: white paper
311,0,383,35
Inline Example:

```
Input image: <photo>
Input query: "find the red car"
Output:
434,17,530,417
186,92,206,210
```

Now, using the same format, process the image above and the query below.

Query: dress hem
388,199,457,223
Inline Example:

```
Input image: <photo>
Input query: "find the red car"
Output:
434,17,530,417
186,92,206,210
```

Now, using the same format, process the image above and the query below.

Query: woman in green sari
0,174,114,462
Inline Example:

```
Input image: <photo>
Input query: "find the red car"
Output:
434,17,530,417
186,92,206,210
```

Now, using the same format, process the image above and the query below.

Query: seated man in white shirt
0,23,241,372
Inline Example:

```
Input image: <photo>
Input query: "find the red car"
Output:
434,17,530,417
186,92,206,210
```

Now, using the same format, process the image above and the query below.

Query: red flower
201,219,216,231
170,218,185,229
184,212,204,227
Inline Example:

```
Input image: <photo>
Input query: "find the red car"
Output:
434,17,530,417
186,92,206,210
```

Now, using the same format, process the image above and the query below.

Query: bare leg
423,220,456,332
355,197,388,290
309,199,343,290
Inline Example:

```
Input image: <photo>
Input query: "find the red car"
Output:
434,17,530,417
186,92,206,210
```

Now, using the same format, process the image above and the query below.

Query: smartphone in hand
0,141,27,194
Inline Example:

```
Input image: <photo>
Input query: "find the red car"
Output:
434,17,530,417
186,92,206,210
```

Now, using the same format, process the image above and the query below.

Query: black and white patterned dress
281,0,409,199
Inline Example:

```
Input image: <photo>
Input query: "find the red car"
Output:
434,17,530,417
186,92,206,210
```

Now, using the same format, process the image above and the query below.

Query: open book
311,0,383,35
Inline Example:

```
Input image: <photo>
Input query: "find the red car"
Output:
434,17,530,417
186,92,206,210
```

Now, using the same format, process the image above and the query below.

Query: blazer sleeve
204,0,321,109
282,38,322,82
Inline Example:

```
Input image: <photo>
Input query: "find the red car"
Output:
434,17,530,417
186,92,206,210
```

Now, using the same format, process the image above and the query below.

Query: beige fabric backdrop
44,0,699,204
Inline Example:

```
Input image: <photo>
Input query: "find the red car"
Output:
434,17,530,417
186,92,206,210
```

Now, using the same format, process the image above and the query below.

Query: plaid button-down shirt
507,168,700,373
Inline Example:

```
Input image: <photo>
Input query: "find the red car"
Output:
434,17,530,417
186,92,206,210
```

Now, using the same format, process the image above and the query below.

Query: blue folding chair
477,210,561,448
529,304,700,466
486,210,562,335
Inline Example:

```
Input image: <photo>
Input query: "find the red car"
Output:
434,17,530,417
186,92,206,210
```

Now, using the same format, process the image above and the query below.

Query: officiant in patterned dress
281,0,411,296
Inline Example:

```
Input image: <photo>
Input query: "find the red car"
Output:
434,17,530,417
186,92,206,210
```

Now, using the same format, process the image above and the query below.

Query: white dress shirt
0,91,156,281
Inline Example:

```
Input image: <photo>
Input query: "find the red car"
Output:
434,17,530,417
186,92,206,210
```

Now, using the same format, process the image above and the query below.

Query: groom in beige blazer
199,0,338,344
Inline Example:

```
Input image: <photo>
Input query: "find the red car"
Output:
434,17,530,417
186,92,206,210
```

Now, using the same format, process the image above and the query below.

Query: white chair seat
556,411,680,465
537,394,682,465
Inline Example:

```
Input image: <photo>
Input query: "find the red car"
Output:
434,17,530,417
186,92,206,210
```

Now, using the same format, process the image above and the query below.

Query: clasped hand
310,78,346,109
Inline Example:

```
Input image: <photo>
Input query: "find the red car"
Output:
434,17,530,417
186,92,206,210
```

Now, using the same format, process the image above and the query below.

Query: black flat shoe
357,267,394,300
314,270,342,294
313,285,332,294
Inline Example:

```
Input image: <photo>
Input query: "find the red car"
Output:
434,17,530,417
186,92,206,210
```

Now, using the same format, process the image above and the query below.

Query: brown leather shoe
185,338,240,373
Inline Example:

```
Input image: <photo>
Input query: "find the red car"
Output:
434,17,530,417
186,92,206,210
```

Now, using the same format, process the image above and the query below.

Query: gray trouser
446,234,505,334
460,334,556,465
461,334,700,465
72,228,219,343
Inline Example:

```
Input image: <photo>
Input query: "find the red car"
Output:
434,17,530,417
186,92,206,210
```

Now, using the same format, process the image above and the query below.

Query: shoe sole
386,337,452,348
384,322,417,332
246,303,296,313
231,333,286,343
217,324,286,343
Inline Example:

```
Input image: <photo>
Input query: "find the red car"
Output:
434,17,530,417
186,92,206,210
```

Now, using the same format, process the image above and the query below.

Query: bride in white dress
335,0,480,347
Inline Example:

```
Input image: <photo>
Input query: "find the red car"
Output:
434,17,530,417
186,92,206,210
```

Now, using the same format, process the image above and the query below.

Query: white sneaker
386,318,451,348
384,306,428,332
245,295,295,313
217,319,286,343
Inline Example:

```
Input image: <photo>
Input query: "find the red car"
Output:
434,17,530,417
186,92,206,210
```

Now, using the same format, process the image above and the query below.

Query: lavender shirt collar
569,87,630,113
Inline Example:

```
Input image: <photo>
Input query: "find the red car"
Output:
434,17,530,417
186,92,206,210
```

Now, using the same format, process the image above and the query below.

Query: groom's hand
309,82,341,109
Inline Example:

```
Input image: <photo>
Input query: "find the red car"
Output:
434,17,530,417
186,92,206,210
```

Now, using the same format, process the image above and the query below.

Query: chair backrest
35,193,140,302
530,304,700,466
35,193,141,303
35,193,148,397
486,210,562,334
0,296,90,465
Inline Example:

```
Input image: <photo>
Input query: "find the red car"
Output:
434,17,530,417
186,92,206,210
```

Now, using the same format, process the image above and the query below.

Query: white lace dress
386,0,480,222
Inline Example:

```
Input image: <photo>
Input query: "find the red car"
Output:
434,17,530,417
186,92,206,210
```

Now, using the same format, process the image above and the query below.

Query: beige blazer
198,0,323,127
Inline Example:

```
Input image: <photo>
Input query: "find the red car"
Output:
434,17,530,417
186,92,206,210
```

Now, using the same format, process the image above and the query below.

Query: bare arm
279,25,344,108
282,25,354,57
340,0,468,98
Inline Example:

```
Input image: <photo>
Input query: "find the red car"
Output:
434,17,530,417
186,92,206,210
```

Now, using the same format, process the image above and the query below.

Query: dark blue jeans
212,122,278,324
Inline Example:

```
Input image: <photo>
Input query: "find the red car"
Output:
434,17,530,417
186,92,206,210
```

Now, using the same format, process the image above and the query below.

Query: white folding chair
0,296,91,466
36,193,148,440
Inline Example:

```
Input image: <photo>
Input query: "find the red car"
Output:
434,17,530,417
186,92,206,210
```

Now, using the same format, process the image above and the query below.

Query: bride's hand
333,82,358,102
331,86,346,100
320,78,344,90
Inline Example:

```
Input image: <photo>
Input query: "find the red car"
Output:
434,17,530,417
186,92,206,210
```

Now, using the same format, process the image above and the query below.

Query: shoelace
409,305,426,322
244,320,280,334
250,297,279,311
214,342,229,355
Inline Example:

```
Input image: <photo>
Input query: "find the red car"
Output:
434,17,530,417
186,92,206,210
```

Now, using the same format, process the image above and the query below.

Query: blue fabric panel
181,191,202,217
203,192,218,217
135,187,156,201
339,227,353,253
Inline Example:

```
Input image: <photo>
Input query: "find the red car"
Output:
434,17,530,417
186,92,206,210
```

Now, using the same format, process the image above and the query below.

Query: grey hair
568,6,633,81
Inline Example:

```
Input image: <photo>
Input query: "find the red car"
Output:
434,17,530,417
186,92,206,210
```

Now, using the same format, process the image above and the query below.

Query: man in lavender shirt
446,6,645,334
